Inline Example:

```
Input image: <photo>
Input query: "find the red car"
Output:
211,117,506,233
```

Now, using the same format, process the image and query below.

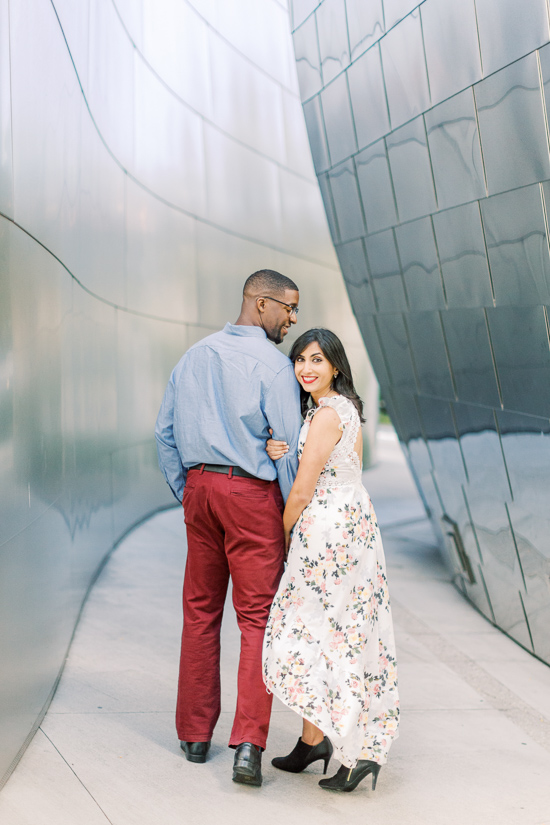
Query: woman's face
294,341,336,398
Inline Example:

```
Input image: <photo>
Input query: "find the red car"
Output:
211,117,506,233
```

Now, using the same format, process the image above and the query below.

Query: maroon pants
176,468,285,750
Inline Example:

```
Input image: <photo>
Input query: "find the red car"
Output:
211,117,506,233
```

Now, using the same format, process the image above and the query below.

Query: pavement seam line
391,599,550,752
39,729,115,824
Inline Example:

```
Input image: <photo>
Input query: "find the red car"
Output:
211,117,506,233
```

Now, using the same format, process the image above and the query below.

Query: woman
262,329,399,792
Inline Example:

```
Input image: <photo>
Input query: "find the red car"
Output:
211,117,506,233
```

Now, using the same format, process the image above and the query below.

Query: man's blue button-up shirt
155,322,301,503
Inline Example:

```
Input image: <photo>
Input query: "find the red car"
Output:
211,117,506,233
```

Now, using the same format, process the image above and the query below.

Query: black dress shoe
180,740,211,763
232,742,262,787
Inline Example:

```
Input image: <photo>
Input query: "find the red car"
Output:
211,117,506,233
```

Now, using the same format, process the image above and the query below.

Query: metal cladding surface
0,0,372,785
291,0,550,663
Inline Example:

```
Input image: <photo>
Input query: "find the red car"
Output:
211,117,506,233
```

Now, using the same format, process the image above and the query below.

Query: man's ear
256,296,266,314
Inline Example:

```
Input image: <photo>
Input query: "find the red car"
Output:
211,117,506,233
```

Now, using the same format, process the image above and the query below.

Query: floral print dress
263,395,399,768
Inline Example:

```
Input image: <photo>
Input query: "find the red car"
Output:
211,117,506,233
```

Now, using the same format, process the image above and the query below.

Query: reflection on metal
442,514,476,585
291,0,550,664
0,0,372,787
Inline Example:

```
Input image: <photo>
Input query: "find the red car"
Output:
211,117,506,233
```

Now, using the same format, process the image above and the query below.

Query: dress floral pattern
263,395,399,768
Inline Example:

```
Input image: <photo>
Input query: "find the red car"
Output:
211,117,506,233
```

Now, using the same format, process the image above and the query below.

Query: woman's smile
294,341,337,400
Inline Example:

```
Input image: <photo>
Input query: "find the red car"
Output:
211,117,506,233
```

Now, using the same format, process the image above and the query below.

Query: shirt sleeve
264,363,302,502
155,370,187,503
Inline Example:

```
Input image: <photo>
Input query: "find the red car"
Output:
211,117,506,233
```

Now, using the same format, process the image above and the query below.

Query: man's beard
266,323,287,344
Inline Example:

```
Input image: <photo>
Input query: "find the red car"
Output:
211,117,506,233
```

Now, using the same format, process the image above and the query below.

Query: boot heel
371,764,381,790
323,756,331,775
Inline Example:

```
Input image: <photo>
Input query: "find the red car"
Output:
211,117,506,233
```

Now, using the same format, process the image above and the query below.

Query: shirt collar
223,322,267,339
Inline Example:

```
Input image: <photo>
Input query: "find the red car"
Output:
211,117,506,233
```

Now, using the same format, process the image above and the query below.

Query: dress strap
317,395,355,425
307,395,354,433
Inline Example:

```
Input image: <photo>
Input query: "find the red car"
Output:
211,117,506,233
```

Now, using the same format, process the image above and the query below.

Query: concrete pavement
1,427,550,825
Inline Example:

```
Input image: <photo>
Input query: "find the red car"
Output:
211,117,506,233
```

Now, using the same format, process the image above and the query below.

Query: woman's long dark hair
289,328,365,422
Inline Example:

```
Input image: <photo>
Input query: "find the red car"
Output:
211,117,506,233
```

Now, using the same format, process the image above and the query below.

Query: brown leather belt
188,463,258,480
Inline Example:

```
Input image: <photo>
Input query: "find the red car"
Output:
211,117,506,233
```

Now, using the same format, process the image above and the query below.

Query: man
155,269,301,787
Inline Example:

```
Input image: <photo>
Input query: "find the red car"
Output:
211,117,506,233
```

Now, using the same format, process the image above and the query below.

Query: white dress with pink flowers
262,394,399,768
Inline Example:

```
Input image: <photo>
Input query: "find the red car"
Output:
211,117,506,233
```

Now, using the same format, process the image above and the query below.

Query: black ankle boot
318,760,381,792
272,737,333,774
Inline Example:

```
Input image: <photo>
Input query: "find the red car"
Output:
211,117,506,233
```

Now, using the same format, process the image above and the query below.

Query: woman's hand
266,428,289,461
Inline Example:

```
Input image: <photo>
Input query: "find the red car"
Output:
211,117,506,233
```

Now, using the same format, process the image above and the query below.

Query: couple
155,269,399,792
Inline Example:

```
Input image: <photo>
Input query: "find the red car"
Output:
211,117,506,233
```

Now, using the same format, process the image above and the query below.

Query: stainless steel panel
328,160,365,242
406,311,454,398
420,0,481,106
386,117,437,222
353,314,390,388
453,404,511,502
432,202,493,308
204,127,282,249
291,0,319,31
345,0,384,61
538,43,550,132
316,0,350,85
335,239,377,316
364,228,407,312
498,410,550,660
394,218,446,310
385,387,423,441
347,44,390,150
425,89,486,211
280,166,340,260
463,495,529,640
136,60,209,215
383,0,421,31
376,312,417,392
486,306,550,418
320,72,357,165
282,88,318,177
480,185,550,307
213,2,294,89
208,34,286,168
356,139,398,234
293,14,322,99
441,308,501,407
75,128,128,308
475,53,550,195
124,177,198,322
474,0,550,77
0,0,13,217
302,94,330,173
110,0,143,50
317,171,340,242
87,0,136,171
415,397,468,514
380,9,430,129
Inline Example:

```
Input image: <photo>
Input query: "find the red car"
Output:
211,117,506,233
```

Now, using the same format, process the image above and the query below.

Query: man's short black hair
243,269,299,297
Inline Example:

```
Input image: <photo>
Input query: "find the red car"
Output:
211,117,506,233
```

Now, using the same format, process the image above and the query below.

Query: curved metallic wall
291,0,550,663
0,0,371,786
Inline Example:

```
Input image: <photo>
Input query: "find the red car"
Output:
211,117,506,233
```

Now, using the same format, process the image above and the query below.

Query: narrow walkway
1,429,550,825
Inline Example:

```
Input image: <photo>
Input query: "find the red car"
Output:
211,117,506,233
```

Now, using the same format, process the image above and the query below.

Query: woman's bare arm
283,407,341,551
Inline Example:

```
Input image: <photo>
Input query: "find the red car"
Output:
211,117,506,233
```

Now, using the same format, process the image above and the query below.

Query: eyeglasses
261,296,300,316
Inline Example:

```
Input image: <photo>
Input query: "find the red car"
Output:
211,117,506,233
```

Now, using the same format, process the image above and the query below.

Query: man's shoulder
188,329,225,351
187,328,292,374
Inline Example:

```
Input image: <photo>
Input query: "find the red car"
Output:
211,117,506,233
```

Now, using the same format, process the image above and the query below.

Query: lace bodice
297,394,362,487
